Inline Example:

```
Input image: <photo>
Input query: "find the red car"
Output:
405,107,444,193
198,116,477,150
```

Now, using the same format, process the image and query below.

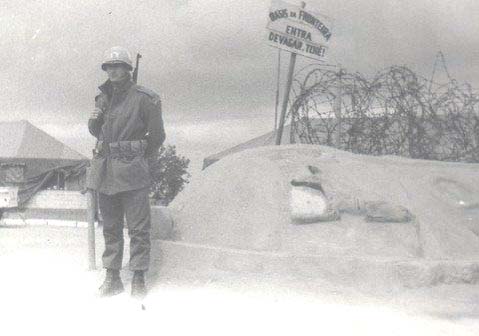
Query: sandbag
290,185,340,224
364,201,413,223
290,165,340,223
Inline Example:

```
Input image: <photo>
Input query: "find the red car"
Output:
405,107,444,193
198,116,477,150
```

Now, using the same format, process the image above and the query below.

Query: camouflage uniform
87,74,165,271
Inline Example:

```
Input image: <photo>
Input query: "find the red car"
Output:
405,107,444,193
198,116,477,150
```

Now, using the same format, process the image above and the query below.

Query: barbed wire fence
286,57,479,163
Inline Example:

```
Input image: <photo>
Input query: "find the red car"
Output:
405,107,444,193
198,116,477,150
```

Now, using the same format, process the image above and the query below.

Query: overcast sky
1,0,478,172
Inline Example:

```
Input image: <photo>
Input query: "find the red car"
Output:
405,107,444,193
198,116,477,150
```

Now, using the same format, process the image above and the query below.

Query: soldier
87,46,165,298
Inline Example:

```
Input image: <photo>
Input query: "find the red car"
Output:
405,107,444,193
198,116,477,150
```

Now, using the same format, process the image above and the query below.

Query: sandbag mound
171,145,479,262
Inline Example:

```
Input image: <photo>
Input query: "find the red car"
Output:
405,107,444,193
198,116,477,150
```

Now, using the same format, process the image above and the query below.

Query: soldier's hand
91,107,103,119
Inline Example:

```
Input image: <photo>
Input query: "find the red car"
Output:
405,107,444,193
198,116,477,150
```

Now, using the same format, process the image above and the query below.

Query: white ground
1,226,479,336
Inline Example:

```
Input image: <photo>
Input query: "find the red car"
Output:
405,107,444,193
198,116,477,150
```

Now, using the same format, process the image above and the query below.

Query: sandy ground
1,226,479,336
172,145,479,260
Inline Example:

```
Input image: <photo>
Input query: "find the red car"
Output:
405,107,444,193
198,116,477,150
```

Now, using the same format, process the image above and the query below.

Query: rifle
132,53,142,84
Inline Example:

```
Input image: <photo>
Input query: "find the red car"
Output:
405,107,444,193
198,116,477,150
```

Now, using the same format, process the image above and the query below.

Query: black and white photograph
1,1,478,335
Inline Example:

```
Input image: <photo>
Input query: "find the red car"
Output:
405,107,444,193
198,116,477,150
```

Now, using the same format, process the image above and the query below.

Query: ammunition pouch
94,140,148,160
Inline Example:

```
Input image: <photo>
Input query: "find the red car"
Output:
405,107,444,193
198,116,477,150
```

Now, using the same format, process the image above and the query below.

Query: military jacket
87,77,165,194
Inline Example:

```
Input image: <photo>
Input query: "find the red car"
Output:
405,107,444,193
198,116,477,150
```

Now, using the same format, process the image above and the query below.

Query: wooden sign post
86,189,96,270
275,45,299,145
85,167,96,270
266,0,332,144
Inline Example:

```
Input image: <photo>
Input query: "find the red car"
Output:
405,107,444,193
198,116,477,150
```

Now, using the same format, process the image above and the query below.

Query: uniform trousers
99,187,151,271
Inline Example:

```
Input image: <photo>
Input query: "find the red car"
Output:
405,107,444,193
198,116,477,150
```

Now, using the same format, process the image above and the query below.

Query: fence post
334,67,343,148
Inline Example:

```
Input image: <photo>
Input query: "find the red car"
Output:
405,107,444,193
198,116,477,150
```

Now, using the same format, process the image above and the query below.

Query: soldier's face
105,64,129,82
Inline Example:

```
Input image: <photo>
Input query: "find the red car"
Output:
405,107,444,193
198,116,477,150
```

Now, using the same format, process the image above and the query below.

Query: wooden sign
267,0,332,60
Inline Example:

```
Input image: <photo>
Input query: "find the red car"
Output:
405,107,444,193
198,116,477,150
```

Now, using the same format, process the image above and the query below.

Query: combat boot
131,271,147,298
99,269,124,297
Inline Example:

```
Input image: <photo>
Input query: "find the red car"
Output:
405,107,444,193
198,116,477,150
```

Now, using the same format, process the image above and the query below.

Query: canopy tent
0,120,88,178
0,120,88,208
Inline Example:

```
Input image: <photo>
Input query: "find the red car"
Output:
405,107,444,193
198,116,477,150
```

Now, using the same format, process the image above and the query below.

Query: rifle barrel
133,53,142,83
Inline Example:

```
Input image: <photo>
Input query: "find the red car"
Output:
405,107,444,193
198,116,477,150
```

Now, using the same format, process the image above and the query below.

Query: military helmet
101,46,133,71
